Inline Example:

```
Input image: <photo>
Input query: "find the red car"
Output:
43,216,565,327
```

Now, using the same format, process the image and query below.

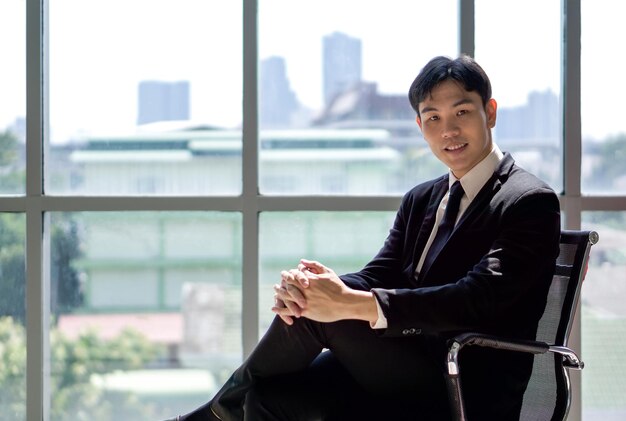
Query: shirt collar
449,144,504,201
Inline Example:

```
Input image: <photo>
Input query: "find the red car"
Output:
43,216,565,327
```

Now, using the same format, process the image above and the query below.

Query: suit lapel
417,154,514,283
455,154,514,231
454,172,501,231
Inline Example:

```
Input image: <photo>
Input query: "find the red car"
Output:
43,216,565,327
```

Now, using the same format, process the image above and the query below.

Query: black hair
408,55,492,117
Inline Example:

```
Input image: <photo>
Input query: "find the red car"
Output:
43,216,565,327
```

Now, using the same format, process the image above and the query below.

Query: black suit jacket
340,153,561,420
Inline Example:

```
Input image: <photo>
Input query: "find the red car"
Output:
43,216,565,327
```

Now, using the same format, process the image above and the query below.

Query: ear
486,98,497,128
415,115,422,130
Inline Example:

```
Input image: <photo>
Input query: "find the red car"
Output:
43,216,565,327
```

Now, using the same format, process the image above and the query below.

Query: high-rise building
495,89,559,146
137,80,190,125
259,56,299,128
323,32,362,106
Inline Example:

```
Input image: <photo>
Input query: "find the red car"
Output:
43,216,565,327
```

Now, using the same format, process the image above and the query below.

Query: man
167,55,561,420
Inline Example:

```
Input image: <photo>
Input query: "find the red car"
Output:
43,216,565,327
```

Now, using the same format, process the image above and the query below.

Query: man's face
416,79,497,179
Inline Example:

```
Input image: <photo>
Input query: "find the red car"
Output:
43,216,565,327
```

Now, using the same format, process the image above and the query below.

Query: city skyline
0,0,623,142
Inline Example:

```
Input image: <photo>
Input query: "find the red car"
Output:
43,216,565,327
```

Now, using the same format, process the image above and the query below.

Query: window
582,212,626,419
258,0,457,195
49,212,242,418
0,1,26,195
581,0,626,194
259,211,395,332
2,1,623,420
475,0,562,192
0,213,26,420
580,1,626,418
48,0,243,196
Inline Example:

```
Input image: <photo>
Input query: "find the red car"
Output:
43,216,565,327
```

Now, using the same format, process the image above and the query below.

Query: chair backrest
519,230,598,421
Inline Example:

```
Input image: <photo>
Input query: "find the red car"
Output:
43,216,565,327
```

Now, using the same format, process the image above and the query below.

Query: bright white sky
0,0,624,143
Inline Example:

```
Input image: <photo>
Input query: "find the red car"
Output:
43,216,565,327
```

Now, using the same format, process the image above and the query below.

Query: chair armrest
444,332,583,421
450,332,550,355
446,332,583,377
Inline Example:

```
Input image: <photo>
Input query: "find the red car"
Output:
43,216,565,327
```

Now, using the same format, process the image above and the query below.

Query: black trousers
179,316,451,421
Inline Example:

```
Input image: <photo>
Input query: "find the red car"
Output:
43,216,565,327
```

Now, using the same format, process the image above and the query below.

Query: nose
441,120,460,138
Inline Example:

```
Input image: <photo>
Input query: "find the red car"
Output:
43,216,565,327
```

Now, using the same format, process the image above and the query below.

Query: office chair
445,230,598,421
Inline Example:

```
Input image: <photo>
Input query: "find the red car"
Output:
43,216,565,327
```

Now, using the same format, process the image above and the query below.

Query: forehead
419,80,482,112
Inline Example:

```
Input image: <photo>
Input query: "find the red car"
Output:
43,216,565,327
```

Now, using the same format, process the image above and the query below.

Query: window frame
4,0,624,419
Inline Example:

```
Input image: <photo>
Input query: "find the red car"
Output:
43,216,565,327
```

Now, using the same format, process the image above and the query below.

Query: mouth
444,143,468,152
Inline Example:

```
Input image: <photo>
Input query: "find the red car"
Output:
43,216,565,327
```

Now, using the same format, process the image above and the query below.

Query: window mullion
563,0,582,222
25,0,50,420
459,0,475,56
242,0,259,358
562,1,582,421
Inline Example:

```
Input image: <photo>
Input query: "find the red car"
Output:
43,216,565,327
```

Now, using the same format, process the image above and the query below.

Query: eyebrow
419,97,476,115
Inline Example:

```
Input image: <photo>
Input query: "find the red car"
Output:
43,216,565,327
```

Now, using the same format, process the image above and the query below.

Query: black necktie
421,181,465,273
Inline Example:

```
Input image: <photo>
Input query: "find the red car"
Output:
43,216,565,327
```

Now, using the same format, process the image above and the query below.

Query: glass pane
258,0,457,195
48,1,242,195
259,211,395,332
0,1,26,195
0,213,26,420
581,1,626,194
49,212,242,420
475,0,562,192
582,212,626,420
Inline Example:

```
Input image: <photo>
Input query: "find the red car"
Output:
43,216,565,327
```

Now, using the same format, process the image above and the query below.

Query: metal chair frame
445,230,599,421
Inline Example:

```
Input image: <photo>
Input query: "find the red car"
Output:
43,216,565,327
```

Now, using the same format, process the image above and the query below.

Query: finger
289,268,310,288
281,270,295,286
284,296,303,317
272,292,297,325
271,306,294,325
274,283,295,302
282,270,308,290
297,262,313,273
274,294,286,309
274,285,304,316
300,259,328,274
273,303,299,320
286,283,307,307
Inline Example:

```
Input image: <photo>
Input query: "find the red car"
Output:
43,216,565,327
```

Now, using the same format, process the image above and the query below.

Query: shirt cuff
370,294,388,329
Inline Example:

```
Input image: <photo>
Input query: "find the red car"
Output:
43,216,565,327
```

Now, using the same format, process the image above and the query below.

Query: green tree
0,129,24,193
0,316,163,420
591,133,626,190
0,212,84,322
0,317,27,417
51,214,84,316
50,327,162,420
0,214,26,323
0,129,18,167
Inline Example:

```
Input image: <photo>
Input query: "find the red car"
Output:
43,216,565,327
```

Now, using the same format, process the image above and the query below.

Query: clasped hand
272,259,350,325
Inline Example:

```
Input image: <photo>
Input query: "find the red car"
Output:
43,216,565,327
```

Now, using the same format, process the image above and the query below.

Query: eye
428,115,439,121
457,109,468,116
